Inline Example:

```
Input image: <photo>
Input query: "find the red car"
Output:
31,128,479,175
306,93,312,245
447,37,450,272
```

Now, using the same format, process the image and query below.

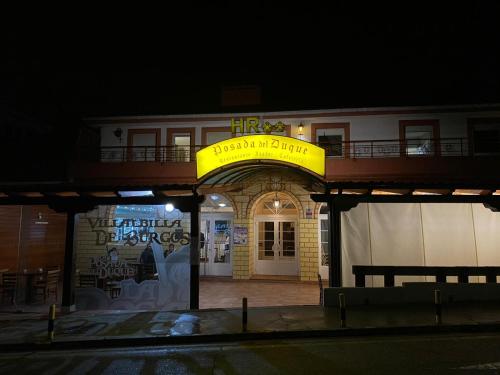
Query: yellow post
339,293,346,328
434,290,442,325
242,297,248,332
48,304,56,341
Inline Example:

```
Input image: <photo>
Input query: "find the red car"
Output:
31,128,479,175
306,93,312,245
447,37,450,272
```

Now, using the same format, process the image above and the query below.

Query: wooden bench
352,265,500,287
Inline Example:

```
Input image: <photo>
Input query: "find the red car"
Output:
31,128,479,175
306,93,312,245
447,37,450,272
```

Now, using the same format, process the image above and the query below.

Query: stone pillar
299,218,319,281
232,218,250,279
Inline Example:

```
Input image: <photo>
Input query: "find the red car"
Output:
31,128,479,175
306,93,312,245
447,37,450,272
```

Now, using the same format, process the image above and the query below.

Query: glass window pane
75,205,190,311
213,220,231,264
405,125,434,155
318,135,343,156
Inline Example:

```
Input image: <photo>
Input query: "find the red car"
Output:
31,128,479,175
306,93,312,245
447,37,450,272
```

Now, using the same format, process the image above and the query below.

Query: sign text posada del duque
196,134,325,179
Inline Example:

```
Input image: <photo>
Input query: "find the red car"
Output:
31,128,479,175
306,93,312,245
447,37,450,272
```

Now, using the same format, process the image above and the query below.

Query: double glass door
318,214,329,280
200,215,232,276
256,219,298,275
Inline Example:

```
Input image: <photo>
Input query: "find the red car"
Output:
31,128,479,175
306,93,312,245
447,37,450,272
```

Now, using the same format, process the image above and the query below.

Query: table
352,265,500,287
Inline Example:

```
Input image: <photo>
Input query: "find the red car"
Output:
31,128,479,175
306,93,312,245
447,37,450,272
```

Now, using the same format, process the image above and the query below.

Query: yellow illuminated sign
196,135,325,179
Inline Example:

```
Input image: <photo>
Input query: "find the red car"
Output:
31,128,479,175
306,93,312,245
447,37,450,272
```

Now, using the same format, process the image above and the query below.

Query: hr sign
231,117,287,134
196,134,325,179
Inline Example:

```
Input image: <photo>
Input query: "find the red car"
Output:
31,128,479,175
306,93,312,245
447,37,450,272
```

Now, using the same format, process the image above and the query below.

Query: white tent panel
472,204,500,281
369,203,425,286
421,203,478,282
342,203,372,287
339,202,500,287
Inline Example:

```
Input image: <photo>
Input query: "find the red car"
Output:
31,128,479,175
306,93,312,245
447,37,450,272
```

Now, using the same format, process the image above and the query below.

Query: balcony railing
76,138,499,163
324,138,469,159
78,145,204,163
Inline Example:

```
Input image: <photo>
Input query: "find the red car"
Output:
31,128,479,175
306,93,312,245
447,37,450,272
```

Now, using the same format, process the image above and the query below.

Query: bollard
339,293,346,328
242,297,248,332
434,289,442,325
48,304,56,341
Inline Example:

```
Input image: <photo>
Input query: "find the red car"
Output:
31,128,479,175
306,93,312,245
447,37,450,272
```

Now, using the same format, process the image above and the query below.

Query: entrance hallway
199,277,321,309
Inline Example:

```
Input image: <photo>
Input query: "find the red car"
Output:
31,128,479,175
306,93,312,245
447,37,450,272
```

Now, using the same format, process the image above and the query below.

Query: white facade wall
95,106,500,148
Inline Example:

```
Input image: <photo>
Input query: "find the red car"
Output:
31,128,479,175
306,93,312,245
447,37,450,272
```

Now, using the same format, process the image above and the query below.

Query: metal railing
78,145,205,163
76,137,500,163
318,138,470,159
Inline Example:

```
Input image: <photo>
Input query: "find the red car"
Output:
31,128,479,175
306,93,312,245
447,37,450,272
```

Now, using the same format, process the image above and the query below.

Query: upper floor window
311,123,350,158
202,127,232,146
127,128,161,161
167,127,195,162
468,118,500,155
399,120,440,156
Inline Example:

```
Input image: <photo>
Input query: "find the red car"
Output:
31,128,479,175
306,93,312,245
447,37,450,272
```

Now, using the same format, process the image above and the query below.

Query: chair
78,274,97,288
1,273,17,304
103,279,122,298
32,269,60,303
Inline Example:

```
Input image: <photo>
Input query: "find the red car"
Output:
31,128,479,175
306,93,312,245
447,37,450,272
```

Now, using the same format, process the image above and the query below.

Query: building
1,103,500,312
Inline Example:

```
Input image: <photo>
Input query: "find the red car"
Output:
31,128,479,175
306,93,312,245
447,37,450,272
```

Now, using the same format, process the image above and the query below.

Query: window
311,123,350,158
173,135,191,162
318,135,343,157
127,129,161,161
319,205,329,267
468,118,500,155
320,218,329,266
202,127,232,145
399,120,440,156
167,128,195,162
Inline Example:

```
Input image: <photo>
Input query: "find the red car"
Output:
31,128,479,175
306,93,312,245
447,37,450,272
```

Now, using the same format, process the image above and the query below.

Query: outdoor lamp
273,193,280,208
165,203,174,212
113,127,123,144
298,123,304,135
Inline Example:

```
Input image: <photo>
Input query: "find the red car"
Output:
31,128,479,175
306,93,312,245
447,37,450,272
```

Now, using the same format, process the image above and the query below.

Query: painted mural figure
139,243,155,265
164,243,175,258
108,247,119,263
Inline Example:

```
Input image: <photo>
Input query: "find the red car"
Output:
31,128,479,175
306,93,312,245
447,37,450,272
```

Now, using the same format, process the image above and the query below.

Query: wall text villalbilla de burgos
87,218,191,246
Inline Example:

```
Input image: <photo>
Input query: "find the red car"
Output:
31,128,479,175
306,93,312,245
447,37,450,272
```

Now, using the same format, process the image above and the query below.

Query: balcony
72,138,500,186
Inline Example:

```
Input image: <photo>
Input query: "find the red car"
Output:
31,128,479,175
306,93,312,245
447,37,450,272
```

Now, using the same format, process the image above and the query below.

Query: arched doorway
253,192,300,276
200,194,234,276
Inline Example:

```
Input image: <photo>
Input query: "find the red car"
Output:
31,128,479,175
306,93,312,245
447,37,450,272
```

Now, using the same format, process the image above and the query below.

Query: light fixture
35,212,48,225
298,123,304,135
165,203,175,212
119,190,153,197
113,127,123,143
273,192,280,208
218,203,227,207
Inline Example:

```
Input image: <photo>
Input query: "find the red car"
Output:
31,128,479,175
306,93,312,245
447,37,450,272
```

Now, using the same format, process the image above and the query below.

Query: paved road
1,333,500,374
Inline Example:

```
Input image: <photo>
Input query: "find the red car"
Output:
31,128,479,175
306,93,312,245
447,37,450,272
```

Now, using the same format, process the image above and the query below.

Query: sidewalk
1,301,500,351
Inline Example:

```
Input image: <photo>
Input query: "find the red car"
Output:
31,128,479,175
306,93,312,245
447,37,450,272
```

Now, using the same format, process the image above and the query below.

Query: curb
2,322,500,353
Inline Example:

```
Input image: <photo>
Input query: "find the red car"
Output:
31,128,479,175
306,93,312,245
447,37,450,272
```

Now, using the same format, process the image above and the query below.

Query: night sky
2,3,500,148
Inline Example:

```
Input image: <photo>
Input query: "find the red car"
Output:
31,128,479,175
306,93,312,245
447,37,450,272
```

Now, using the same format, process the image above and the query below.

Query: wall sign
233,226,248,245
87,218,190,246
231,117,287,135
196,134,325,179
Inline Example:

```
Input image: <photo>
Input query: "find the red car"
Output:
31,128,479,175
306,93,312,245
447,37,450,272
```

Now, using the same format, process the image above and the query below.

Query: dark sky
3,3,500,124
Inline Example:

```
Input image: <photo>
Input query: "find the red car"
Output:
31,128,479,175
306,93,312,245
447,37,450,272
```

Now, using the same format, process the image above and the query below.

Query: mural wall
74,205,191,310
